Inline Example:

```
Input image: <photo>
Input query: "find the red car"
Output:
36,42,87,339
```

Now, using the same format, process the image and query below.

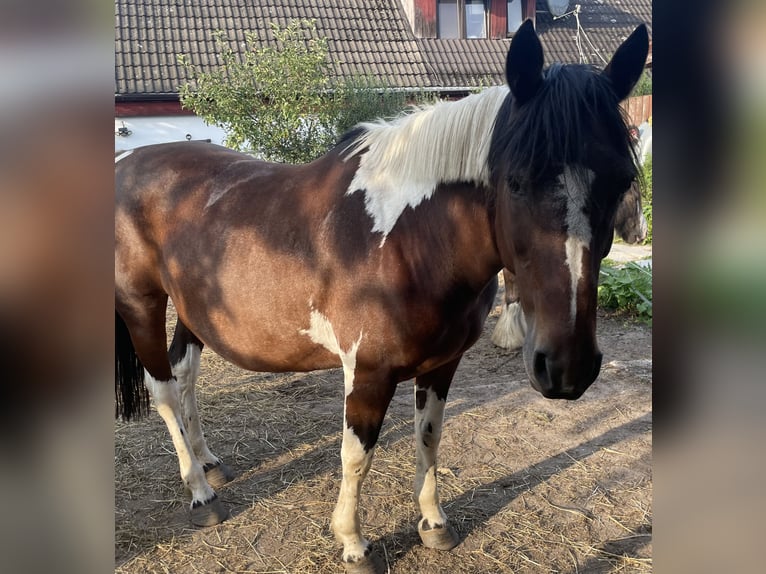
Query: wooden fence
622,94,652,127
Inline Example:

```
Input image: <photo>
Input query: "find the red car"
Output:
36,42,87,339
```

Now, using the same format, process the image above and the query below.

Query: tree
179,20,422,164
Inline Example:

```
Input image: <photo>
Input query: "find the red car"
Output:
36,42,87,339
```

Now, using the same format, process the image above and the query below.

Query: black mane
489,63,638,190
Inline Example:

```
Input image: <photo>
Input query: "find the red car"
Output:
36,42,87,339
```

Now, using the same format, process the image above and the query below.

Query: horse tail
115,310,150,420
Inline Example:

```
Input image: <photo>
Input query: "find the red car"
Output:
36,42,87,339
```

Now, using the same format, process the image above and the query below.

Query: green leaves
641,153,652,244
178,20,427,164
178,20,336,163
598,261,653,323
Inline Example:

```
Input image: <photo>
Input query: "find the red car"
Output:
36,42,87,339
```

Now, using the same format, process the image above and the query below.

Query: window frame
437,0,489,39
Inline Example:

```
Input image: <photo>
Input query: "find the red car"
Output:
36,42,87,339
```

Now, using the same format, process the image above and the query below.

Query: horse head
490,21,648,399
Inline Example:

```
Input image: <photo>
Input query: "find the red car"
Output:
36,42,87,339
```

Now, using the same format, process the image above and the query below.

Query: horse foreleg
331,372,395,574
170,325,234,490
413,359,461,550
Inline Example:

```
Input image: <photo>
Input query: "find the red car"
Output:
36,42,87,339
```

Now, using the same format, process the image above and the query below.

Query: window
438,0,459,38
507,0,523,33
465,0,487,38
438,0,487,39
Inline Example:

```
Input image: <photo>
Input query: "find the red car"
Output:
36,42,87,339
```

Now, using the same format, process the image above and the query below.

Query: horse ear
603,24,649,101
506,19,544,105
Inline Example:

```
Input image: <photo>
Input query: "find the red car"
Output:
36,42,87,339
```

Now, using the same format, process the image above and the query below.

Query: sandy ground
115,273,652,574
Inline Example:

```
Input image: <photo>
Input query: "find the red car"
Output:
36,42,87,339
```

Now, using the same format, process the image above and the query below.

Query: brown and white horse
491,180,648,350
116,21,648,574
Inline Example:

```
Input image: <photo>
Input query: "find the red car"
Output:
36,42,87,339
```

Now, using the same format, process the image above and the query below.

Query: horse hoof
204,462,235,490
342,551,385,574
418,521,460,551
190,495,228,527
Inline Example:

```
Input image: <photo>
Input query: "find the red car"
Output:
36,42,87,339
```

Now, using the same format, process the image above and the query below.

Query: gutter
114,93,179,103
114,85,484,104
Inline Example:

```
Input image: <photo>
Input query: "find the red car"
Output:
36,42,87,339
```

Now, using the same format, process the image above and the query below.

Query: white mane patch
343,86,509,245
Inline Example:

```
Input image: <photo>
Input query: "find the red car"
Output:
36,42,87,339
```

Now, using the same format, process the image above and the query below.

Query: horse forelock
340,87,509,242
489,64,637,190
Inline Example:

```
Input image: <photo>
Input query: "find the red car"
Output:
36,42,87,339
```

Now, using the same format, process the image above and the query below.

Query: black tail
115,310,150,420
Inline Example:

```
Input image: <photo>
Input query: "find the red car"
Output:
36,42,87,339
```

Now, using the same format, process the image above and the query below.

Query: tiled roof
536,0,653,65
417,38,511,88
115,1,651,98
115,0,433,96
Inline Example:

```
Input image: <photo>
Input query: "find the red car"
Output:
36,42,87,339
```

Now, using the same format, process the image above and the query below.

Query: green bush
641,153,652,243
334,77,433,136
178,20,429,163
631,70,652,97
598,261,652,323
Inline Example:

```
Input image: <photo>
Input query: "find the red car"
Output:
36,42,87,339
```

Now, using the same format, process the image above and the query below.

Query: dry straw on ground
116,290,652,574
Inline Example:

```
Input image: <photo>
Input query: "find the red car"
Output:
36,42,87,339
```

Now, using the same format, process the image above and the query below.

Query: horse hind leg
413,359,462,551
169,320,234,490
117,296,227,526
490,269,527,350
490,301,527,350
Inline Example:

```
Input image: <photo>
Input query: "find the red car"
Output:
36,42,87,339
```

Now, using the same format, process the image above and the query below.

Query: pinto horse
491,179,648,349
116,21,648,574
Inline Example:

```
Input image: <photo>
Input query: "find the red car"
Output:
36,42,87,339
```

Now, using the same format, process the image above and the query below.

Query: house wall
114,116,227,151
406,0,535,38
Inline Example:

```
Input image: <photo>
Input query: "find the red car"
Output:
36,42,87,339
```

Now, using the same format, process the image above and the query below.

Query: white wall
114,116,228,151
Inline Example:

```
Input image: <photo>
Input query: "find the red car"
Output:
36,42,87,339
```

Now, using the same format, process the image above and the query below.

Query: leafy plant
640,153,652,243
179,20,341,163
631,69,652,97
598,261,652,322
334,76,431,136
178,20,429,163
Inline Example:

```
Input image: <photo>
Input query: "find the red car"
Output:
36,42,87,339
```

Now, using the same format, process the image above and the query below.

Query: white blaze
561,169,594,325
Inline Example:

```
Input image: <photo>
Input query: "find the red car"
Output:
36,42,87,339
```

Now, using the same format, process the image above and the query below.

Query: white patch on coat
343,86,509,245
114,149,133,163
561,168,594,325
299,309,362,396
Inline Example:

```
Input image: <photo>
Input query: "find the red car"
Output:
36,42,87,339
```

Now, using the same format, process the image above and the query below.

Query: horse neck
393,182,502,295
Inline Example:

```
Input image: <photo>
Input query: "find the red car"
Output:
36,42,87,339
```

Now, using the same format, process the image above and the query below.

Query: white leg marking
332,423,375,563
638,209,648,242
562,168,594,325
490,301,527,350
299,309,370,562
144,372,215,507
414,386,448,529
173,344,220,466
114,149,133,163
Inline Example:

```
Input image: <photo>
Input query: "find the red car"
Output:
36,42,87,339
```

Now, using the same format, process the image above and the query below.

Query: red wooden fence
622,95,652,127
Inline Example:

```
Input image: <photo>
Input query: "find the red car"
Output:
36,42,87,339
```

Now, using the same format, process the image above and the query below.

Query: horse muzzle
526,347,603,400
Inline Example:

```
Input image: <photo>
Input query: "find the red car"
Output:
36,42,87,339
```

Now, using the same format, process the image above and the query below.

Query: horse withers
116,20,648,574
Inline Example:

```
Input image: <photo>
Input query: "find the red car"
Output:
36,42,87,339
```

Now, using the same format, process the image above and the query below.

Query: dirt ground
115,281,652,573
